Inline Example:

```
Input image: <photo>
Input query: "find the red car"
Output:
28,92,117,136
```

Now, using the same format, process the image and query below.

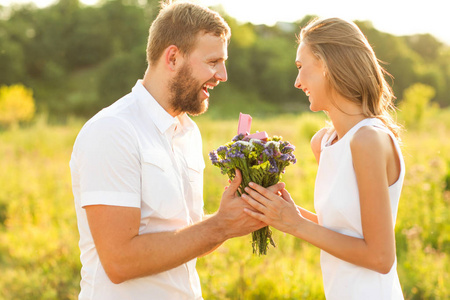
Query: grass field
0,111,448,299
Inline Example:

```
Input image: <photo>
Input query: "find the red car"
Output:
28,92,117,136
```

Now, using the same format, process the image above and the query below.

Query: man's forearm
87,171,265,284
100,213,228,284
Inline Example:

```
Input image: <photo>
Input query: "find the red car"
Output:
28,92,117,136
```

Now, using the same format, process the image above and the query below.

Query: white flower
265,141,280,151
235,140,254,151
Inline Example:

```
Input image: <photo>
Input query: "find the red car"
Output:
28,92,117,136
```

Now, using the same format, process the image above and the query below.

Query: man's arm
85,170,269,284
196,214,223,257
86,205,224,284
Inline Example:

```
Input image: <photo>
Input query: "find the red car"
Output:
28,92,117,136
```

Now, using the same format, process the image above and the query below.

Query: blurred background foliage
0,84,35,127
0,109,448,299
0,0,449,122
0,0,449,299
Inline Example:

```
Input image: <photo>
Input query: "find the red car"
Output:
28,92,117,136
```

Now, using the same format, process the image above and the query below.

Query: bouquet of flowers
209,113,296,255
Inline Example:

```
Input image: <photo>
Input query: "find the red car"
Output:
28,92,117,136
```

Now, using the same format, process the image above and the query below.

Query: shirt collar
132,80,195,135
177,112,196,133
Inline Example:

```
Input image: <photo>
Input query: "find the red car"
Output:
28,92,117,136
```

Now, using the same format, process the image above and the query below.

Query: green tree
398,83,437,129
1,1,449,119
100,0,148,54
356,21,421,100
64,6,113,69
96,49,146,110
405,33,442,62
438,48,450,106
250,35,298,104
0,35,25,85
405,34,449,106
225,21,301,110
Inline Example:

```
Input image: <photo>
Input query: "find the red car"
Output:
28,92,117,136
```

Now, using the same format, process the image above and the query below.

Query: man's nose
216,62,228,82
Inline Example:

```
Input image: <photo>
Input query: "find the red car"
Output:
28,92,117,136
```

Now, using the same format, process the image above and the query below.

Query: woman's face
294,42,330,112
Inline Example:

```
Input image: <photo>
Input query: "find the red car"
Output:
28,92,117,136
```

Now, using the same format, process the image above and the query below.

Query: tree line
1,0,449,120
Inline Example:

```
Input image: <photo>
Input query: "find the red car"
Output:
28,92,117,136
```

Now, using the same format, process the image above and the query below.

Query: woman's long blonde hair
299,18,400,139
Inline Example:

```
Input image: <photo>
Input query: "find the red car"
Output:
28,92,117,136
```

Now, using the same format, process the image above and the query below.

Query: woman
242,18,405,299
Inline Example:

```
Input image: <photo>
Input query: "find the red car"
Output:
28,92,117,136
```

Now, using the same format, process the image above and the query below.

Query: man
70,1,276,299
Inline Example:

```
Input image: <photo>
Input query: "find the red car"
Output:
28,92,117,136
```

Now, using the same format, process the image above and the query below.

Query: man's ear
164,45,180,71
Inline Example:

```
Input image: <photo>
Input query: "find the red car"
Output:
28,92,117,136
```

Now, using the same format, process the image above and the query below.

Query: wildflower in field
209,132,296,255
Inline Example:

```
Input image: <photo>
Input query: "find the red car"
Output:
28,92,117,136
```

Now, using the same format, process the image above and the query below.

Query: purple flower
263,148,274,157
209,151,220,164
232,134,245,141
209,133,297,256
279,154,290,161
268,157,279,173
281,144,295,154
226,148,245,159
251,139,263,146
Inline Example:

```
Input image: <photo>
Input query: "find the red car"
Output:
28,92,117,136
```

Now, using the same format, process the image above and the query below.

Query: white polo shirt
70,80,205,300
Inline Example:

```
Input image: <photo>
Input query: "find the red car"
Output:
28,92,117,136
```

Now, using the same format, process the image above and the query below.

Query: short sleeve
73,116,141,208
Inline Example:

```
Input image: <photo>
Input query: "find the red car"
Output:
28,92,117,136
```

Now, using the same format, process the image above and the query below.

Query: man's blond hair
146,1,231,65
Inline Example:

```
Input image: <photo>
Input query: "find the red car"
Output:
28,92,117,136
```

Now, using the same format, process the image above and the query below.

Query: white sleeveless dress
314,118,405,299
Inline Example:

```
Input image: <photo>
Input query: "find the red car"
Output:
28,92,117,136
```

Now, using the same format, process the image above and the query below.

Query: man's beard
169,63,210,116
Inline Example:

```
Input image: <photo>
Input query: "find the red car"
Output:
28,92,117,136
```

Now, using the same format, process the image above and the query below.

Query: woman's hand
242,183,304,235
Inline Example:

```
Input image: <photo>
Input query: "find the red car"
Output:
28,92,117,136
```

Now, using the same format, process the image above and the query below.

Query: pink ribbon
237,113,268,140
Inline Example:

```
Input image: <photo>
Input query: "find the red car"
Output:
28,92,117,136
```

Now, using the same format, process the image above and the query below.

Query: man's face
169,33,228,116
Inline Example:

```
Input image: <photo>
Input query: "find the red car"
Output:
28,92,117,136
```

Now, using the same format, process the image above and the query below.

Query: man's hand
213,169,285,239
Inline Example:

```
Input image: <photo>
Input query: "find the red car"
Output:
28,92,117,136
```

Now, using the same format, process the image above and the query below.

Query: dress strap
321,128,336,150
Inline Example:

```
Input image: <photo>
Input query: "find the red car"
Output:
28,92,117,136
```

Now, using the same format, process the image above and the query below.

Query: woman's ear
321,63,329,79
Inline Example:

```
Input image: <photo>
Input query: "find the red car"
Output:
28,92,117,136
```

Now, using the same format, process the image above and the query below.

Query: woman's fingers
241,193,271,223
280,188,295,204
243,208,267,223
266,182,286,195
242,192,267,212
244,182,283,205
248,182,272,197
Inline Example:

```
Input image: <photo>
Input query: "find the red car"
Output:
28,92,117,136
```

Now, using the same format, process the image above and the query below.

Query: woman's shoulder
311,127,331,163
351,125,388,146
311,127,329,147
350,125,392,159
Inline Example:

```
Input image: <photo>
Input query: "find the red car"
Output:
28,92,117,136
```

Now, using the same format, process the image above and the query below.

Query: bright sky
1,0,449,45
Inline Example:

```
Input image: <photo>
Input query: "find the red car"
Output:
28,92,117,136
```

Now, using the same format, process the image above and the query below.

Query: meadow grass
0,111,448,299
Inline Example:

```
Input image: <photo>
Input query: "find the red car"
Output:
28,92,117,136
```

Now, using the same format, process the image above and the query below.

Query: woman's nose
294,75,302,89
